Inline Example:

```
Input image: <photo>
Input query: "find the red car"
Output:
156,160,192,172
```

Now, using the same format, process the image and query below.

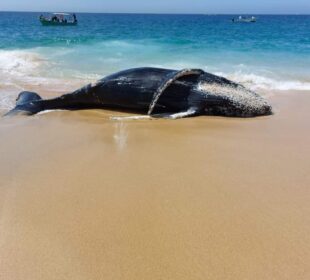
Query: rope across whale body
147,69,204,115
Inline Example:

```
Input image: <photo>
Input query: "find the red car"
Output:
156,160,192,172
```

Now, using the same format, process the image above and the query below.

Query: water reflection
113,121,128,151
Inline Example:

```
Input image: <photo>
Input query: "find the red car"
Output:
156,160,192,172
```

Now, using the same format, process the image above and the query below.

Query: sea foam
0,49,45,76
218,72,310,91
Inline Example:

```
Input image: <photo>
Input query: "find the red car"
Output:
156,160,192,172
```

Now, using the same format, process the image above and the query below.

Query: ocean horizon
0,12,309,110
1,11,310,14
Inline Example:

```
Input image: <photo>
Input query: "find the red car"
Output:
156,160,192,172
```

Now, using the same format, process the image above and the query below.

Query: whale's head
197,76,272,117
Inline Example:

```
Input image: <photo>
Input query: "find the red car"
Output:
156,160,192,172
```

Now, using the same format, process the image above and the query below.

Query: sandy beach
0,89,309,279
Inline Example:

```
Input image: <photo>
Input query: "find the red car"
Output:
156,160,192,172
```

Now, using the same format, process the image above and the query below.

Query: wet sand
0,90,309,279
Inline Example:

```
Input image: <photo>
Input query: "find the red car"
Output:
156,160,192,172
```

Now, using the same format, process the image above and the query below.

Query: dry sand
0,90,309,279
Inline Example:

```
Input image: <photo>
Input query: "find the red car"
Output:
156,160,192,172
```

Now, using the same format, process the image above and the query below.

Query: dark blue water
0,12,309,92
1,12,309,52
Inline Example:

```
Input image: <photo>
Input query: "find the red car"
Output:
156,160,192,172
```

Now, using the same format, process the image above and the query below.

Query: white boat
39,13,78,26
232,16,256,23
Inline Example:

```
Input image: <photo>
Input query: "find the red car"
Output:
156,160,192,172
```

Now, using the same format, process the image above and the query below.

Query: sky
0,0,309,14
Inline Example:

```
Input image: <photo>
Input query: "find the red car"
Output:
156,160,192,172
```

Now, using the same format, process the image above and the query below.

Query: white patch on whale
198,82,271,116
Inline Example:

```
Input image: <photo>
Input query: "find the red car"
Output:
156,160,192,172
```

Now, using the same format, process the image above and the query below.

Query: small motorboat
232,16,256,23
39,13,78,26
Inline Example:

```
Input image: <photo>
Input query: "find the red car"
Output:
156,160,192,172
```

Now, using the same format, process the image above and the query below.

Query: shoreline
0,89,309,279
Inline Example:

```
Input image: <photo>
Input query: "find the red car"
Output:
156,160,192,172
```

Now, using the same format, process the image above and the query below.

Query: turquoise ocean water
0,12,309,109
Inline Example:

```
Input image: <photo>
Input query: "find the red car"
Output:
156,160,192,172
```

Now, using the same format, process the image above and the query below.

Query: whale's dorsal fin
147,68,204,115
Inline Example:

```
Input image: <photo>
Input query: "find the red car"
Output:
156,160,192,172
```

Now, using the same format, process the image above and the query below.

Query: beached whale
5,67,272,119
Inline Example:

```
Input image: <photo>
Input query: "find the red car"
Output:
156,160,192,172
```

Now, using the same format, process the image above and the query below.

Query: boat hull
40,19,77,26
233,19,256,23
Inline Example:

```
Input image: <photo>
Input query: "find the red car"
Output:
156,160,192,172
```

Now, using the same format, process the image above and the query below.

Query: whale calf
5,67,272,119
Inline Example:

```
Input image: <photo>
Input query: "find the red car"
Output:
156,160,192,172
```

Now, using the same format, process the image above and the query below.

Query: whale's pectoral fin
111,115,152,121
111,108,201,121
153,107,201,120
111,108,200,121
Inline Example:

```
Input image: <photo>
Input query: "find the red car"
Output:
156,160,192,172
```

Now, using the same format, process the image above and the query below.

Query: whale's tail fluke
16,91,42,105
4,91,43,116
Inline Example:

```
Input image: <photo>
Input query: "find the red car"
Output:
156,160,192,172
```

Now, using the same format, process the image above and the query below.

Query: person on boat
73,13,77,23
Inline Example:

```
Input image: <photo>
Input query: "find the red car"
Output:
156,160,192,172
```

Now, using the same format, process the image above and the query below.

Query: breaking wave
0,49,45,78
217,72,310,91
